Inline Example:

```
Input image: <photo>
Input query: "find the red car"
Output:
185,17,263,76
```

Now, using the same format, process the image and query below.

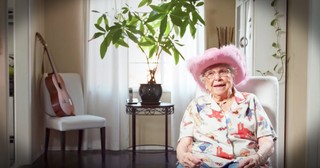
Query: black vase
139,84,162,105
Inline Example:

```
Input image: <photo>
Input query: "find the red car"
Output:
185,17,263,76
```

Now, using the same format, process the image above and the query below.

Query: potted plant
90,0,205,104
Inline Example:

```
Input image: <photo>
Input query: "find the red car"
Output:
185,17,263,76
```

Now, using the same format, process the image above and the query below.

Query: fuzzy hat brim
188,45,247,91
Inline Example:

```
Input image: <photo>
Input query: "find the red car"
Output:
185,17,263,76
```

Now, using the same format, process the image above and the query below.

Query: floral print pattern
178,88,276,167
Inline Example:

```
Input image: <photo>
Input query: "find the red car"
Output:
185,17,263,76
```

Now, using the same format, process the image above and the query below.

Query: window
128,43,173,91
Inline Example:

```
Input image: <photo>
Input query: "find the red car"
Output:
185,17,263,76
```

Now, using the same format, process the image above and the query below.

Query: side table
126,102,174,162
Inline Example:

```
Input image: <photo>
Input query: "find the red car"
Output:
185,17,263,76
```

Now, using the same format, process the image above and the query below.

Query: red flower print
216,146,233,159
207,110,224,121
231,123,254,139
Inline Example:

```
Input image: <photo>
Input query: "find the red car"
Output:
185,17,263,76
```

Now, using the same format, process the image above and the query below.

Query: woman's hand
178,151,203,168
239,135,274,168
177,137,203,168
238,154,260,168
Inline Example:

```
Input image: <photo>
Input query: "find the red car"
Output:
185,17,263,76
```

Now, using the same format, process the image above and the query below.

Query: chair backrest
236,76,279,168
196,76,279,167
40,73,85,116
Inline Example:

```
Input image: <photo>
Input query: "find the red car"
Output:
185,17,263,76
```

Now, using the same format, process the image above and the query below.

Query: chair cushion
46,114,106,131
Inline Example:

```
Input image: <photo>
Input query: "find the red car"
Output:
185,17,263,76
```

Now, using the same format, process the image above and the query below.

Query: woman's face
203,64,234,98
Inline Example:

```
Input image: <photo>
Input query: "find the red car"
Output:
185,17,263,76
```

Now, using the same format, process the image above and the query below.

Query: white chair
196,76,279,167
236,76,279,168
40,73,106,159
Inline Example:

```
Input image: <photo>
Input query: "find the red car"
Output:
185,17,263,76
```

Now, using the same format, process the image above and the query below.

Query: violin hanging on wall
36,32,75,117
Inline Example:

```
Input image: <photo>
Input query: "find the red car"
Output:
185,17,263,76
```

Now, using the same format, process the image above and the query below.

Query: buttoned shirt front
178,88,277,167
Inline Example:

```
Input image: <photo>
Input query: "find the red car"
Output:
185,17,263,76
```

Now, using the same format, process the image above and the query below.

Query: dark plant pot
139,84,162,105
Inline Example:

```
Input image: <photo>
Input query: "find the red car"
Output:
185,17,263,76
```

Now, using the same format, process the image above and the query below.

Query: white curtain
86,0,129,150
169,19,206,148
86,0,205,150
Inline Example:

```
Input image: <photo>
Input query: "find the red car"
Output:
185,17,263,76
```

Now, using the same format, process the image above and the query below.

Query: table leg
132,111,136,162
165,108,168,162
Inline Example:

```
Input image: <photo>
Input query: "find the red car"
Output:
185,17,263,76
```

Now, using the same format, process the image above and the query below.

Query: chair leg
100,127,106,160
78,130,83,153
44,128,50,158
61,131,66,154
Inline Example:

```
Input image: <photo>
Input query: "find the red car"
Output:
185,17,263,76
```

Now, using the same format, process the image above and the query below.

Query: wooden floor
21,150,178,168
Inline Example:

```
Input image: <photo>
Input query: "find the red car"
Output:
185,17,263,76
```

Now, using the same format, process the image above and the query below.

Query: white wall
14,0,32,166
306,0,320,167
252,1,286,167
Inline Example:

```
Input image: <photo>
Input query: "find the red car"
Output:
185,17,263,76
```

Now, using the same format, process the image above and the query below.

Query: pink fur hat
188,44,247,91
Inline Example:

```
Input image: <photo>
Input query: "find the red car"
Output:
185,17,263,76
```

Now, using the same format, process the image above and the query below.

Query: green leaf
146,35,156,42
271,0,276,7
100,36,110,59
272,42,278,48
128,26,143,35
102,15,108,28
193,11,205,25
149,45,157,58
164,21,171,35
173,25,179,35
174,40,184,47
122,7,129,14
126,31,139,43
271,19,277,26
171,46,184,64
117,39,129,47
139,22,145,34
146,23,156,35
191,12,198,24
161,46,171,55
159,15,168,39
139,41,154,46
91,10,100,13
170,14,182,26
173,49,179,64
95,23,105,32
196,2,204,7
89,32,105,41
150,5,167,13
265,70,274,76
128,11,133,21
112,29,122,44
180,19,188,37
273,64,278,71
138,0,149,7
256,70,263,76
97,15,104,25
146,13,163,23
189,23,196,38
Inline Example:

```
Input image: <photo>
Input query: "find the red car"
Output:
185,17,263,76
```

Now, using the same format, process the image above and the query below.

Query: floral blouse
178,88,277,167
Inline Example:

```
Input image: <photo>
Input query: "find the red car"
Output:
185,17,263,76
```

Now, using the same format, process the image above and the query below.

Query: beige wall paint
131,92,172,146
41,0,85,150
205,0,235,49
44,0,84,77
286,0,309,167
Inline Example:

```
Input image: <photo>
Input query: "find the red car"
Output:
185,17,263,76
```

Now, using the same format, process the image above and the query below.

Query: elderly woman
176,45,276,168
